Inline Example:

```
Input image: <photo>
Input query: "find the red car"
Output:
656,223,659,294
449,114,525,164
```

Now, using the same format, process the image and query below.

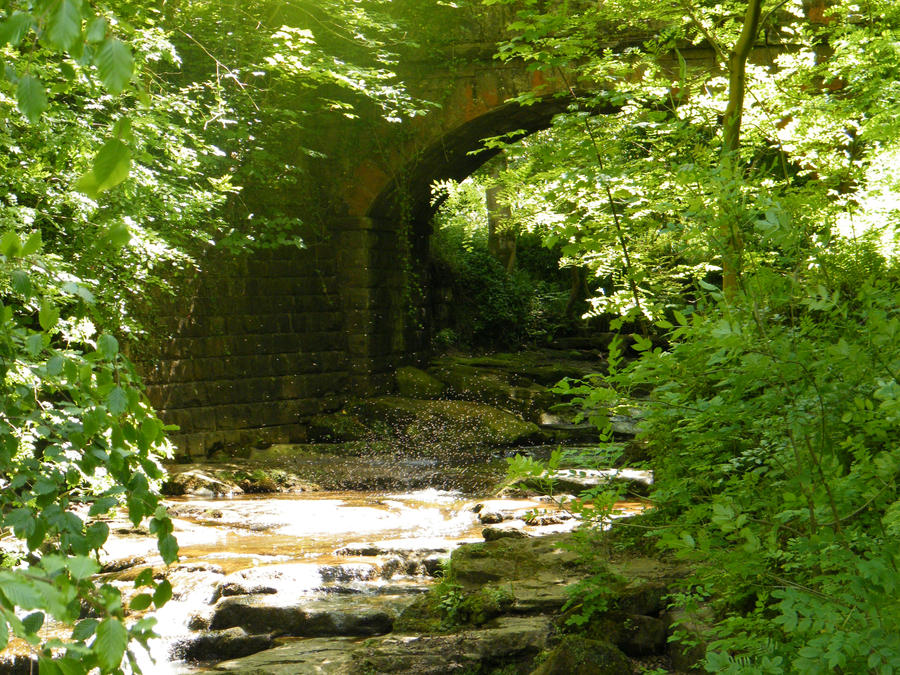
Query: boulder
530,635,633,675
587,611,668,656
208,595,406,637
616,580,669,616
428,362,554,422
450,534,585,591
482,526,528,541
201,637,359,674
511,468,654,498
170,627,274,663
201,617,553,674
162,469,244,498
354,616,553,674
395,366,446,399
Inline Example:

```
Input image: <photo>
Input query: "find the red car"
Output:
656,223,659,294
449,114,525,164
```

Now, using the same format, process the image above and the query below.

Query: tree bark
719,0,763,298
486,159,516,273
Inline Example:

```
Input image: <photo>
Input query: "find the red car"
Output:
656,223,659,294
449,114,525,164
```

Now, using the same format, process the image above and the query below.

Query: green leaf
94,139,131,190
94,38,133,94
10,269,31,296
140,418,160,446
62,281,95,304
158,533,178,565
85,17,107,43
47,0,82,50
95,618,127,672
107,386,128,415
67,556,99,580
0,232,21,257
22,611,43,634
75,139,132,199
0,616,8,650
17,75,48,123
39,301,60,333
96,333,118,359
25,333,44,357
33,476,57,496
129,593,152,611
133,569,154,589
153,578,173,607
72,618,98,641
37,658,61,675
21,231,42,256
46,354,64,376
104,223,131,248
54,658,84,675
0,12,32,47
0,580,42,609
88,496,118,517
113,116,132,141
84,521,109,550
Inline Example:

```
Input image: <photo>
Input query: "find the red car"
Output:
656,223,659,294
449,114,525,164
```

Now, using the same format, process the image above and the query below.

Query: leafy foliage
430,172,574,348
0,235,176,672
488,0,900,670
0,0,427,671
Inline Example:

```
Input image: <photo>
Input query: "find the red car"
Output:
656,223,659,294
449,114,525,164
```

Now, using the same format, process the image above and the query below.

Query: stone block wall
135,217,421,459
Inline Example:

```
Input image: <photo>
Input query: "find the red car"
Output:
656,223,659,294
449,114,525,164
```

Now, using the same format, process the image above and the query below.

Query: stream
95,483,641,673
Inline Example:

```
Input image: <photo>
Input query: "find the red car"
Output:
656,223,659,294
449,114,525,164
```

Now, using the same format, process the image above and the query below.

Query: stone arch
365,94,575,226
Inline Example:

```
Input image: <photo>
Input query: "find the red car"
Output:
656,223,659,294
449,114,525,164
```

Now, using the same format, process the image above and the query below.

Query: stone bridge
140,3,720,458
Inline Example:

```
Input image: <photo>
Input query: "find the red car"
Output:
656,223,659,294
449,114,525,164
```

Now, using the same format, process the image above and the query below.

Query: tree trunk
486,159,516,273
719,0,763,298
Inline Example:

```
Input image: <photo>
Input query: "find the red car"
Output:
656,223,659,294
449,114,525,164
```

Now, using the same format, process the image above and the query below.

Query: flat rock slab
209,594,415,637
353,616,554,674
201,616,553,675
203,637,361,674
171,627,274,662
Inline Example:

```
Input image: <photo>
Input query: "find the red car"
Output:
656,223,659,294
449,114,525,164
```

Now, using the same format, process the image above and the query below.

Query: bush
429,234,571,349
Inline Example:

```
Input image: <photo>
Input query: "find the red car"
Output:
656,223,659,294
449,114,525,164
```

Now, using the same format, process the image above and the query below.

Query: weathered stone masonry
139,216,410,459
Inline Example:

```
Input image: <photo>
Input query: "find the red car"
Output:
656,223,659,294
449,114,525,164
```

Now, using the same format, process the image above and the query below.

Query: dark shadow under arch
366,96,578,227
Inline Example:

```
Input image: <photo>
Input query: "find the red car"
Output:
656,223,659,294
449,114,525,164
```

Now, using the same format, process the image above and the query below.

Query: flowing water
104,487,631,673
3,473,646,672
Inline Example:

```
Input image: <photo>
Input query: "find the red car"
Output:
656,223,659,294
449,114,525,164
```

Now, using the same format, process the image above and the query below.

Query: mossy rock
584,611,668,657
393,593,444,634
531,635,632,675
428,363,554,422
350,396,541,448
449,534,587,590
307,412,370,442
396,366,446,399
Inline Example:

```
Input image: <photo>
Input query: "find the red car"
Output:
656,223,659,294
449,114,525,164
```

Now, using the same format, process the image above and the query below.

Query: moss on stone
396,366,446,399
530,635,632,675
307,412,370,442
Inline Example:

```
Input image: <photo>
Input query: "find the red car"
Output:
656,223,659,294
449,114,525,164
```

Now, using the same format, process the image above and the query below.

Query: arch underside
366,95,577,226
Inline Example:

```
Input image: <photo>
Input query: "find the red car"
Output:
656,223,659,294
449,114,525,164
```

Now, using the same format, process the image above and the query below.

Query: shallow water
5,488,645,672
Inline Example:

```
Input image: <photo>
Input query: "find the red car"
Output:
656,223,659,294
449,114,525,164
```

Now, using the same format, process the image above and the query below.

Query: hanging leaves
47,0,83,51
17,75,48,122
0,11,32,46
75,138,132,198
94,38,133,93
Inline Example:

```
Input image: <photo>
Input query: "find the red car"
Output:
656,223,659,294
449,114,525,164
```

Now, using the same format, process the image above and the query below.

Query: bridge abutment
138,215,419,458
